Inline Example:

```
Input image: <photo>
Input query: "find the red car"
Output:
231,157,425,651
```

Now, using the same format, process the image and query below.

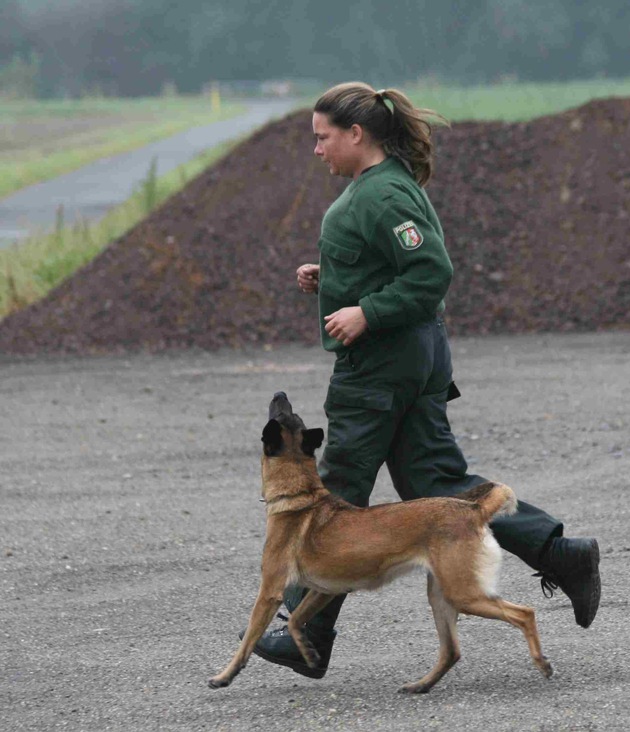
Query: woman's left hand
324,307,368,346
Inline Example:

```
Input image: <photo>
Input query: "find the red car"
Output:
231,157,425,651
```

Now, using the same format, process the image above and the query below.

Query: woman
248,83,600,679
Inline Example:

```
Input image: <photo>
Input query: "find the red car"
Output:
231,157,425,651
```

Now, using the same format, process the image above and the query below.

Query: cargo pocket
321,382,396,497
324,381,394,414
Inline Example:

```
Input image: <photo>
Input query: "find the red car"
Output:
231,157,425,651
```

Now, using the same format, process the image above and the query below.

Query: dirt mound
1,98,630,355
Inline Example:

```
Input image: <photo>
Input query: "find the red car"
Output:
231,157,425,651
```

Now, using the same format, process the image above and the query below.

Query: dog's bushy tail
458,482,518,524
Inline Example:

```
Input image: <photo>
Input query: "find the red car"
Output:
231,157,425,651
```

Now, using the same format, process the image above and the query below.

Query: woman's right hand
296,263,320,294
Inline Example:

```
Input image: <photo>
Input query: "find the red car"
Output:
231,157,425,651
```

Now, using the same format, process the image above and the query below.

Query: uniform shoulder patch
393,220,423,250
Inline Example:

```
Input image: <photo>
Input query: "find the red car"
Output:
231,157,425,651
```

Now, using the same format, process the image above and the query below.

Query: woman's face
312,112,360,178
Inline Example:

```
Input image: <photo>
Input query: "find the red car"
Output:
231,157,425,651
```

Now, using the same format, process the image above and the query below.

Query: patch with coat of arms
393,220,423,250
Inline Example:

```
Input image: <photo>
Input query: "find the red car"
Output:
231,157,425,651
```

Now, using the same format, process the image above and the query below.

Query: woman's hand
324,307,368,346
296,263,320,293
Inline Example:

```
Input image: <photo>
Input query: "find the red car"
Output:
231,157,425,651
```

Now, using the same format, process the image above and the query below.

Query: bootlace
532,571,559,599
266,607,290,635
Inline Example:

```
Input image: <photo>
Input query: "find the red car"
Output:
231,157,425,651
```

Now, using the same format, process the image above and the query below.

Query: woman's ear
350,123,364,144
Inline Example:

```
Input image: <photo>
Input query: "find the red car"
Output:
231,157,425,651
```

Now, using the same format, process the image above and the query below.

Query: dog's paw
537,656,553,679
398,682,431,695
208,675,231,690
300,639,321,669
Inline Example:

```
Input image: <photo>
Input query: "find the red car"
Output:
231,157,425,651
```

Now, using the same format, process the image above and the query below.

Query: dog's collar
261,489,314,505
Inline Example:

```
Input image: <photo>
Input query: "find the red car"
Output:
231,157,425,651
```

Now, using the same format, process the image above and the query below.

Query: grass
406,77,630,122
0,140,234,319
0,96,244,199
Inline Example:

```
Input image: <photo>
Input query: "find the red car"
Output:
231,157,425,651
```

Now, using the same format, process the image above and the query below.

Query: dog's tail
458,482,518,524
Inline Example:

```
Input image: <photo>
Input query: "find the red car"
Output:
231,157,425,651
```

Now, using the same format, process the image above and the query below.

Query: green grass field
407,77,630,122
1,79,629,322
0,95,243,200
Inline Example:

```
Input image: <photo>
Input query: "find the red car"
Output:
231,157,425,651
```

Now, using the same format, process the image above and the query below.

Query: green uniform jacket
317,156,453,353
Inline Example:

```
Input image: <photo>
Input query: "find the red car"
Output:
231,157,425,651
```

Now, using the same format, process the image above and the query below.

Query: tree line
1,0,629,98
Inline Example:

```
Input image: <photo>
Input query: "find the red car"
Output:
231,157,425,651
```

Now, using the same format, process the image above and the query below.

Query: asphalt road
0,99,296,248
1,332,629,731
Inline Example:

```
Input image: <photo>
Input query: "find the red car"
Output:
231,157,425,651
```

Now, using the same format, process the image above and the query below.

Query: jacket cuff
359,297,381,332
360,293,437,331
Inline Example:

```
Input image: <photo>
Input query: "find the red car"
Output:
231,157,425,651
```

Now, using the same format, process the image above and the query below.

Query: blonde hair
314,81,447,186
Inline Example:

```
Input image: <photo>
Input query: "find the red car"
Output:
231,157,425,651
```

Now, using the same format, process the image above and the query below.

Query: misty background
1,0,630,99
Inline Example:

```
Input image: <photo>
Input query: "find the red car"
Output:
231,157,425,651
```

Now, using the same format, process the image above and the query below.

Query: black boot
238,624,337,679
535,537,601,628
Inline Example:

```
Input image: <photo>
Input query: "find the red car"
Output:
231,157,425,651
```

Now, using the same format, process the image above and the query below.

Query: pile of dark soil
1,98,629,355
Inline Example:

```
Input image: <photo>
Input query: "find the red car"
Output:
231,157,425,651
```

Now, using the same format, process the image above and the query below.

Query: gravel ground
1,332,629,731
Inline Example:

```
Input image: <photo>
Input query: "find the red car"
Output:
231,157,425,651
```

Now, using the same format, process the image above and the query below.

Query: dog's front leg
287,590,337,669
208,583,283,689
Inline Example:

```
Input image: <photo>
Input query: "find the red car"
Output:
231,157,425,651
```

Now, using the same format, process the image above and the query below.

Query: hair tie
375,89,394,115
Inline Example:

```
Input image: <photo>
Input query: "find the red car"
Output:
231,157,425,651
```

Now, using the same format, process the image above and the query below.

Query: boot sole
251,644,327,679
578,538,601,629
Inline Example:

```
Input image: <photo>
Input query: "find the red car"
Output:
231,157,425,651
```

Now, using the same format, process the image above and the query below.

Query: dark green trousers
285,318,563,629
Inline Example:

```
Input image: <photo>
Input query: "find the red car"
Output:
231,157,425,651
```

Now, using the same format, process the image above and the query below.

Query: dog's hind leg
399,572,460,694
456,596,553,680
286,590,338,669
209,582,283,689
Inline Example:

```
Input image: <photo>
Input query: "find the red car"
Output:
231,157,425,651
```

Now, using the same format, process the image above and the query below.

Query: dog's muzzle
269,391,293,420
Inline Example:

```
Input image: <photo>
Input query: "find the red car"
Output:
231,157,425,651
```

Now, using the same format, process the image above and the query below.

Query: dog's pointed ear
301,428,324,457
262,419,283,455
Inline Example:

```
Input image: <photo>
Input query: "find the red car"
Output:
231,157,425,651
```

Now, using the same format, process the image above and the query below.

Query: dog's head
262,392,324,459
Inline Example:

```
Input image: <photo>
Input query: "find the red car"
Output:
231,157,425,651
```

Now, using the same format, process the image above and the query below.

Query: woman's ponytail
378,88,447,187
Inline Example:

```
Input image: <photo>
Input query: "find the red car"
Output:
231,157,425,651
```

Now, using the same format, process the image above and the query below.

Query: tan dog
209,392,552,693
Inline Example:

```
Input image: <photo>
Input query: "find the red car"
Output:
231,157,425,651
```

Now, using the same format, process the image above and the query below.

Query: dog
209,392,552,693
